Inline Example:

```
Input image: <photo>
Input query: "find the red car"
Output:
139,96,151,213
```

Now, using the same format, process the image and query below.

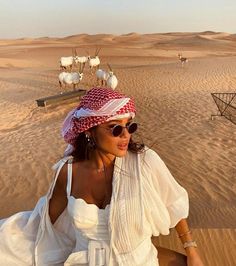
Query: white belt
64,240,110,266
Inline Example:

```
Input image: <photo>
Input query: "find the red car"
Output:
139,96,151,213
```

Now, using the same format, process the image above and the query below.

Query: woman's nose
120,127,130,138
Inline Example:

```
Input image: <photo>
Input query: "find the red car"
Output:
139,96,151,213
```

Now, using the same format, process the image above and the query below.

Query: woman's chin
114,149,128,157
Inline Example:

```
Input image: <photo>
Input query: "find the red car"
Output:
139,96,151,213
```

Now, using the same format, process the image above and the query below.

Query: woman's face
91,117,133,158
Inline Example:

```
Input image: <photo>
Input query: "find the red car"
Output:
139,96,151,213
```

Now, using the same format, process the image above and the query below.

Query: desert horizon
0,31,235,265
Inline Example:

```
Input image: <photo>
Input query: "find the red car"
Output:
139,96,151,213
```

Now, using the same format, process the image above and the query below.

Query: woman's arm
49,163,68,224
175,219,205,266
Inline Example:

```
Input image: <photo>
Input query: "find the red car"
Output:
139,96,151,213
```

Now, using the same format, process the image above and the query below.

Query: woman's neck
86,150,115,170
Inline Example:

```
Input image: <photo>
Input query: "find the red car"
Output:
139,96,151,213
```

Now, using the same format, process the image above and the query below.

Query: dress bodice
67,196,110,242
64,161,111,265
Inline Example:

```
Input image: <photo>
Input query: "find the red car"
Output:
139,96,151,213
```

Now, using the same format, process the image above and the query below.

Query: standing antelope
59,56,74,71
73,48,88,68
107,64,118,90
87,48,101,72
58,63,85,92
178,53,188,67
96,68,109,86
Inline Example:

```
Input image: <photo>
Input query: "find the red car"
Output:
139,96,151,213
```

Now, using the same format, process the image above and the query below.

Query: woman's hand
186,248,205,266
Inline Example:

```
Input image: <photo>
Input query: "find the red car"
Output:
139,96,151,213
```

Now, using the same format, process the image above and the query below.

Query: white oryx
106,64,118,90
73,49,88,68
87,48,101,71
59,56,74,71
178,53,188,66
58,64,85,91
96,68,109,86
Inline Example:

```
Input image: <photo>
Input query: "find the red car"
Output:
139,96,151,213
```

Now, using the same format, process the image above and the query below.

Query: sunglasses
107,122,138,137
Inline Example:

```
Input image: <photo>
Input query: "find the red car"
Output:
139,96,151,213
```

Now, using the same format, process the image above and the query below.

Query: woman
0,87,204,265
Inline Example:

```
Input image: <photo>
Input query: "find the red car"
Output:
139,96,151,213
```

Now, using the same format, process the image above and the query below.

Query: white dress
61,164,111,266
0,148,189,265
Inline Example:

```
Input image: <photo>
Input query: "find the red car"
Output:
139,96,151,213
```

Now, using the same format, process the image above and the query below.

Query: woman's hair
71,129,145,161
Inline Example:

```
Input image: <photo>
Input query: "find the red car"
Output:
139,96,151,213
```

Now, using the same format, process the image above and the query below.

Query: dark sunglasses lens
112,125,123,137
128,123,138,134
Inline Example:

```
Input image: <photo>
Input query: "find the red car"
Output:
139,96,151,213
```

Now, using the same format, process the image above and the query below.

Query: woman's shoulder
126,146,162,168
52,156,74,187
137,146,161,161
52,156,74,170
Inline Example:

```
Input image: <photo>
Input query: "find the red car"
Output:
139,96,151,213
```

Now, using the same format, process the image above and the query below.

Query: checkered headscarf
62,87,136,146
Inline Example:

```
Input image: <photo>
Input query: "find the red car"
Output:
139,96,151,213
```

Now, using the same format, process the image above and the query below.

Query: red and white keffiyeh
62,87,136,146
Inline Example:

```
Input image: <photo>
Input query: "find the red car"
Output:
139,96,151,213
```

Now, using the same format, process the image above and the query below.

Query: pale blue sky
0,0,235,39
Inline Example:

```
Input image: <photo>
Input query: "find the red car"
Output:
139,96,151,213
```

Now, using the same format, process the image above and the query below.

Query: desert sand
0,32,235,266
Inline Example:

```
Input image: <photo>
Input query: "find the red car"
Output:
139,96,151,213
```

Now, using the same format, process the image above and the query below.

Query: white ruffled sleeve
142,148,189,228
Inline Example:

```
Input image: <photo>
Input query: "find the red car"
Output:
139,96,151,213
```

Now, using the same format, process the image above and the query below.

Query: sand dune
0,32,235,265
1,31,236,49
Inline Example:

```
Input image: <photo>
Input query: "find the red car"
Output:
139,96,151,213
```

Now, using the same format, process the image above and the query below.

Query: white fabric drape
0,148,189,265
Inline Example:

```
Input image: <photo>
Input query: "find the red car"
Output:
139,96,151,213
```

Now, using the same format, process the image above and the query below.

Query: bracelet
183,241,197,249
178,230,191,238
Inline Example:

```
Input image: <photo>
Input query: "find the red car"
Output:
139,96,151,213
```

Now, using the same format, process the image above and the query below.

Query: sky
0,0,235,39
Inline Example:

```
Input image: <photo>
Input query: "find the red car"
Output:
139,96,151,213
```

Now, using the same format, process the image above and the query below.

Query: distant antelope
59,55,74,71
87,48,101,72
178,53,188,66
96,68,109,86
59,63,85,92
107,64,118,90
73,48,88,68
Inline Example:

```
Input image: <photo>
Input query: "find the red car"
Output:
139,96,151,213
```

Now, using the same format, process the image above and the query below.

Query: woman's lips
117,143,128,150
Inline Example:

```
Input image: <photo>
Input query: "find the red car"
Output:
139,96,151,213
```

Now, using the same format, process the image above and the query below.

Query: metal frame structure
211,92,236,125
